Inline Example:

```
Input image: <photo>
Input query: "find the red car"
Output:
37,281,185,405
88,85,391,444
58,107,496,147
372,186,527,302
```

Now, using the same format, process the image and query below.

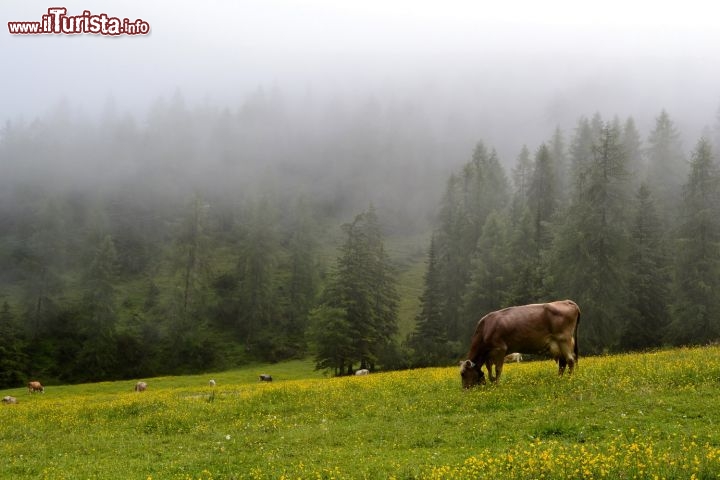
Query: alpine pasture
2,348,720,479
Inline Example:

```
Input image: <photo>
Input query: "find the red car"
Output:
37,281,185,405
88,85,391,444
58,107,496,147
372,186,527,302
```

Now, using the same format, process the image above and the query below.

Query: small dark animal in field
355,369,370,376
2,396,18,404
461,300,580,388
259,374,273,382
27,381,44,394
134,381,148,392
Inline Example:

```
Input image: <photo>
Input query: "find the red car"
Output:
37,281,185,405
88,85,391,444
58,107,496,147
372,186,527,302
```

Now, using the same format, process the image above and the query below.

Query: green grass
2,347,720,479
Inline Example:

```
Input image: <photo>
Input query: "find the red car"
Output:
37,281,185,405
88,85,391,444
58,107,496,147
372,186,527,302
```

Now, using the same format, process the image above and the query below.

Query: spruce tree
550,122,631,353
236,198,280,358
407,236,449,366
621,184,670,349
667,138,720,344
646,110,685,223
462,212,511,335
549,127,568,206
0,301,27,388
621,117,644,187
76,234,119,380
314,206,398,374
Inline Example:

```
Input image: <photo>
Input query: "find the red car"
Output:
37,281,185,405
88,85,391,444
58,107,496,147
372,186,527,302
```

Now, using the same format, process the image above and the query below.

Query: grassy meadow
2,348,720,479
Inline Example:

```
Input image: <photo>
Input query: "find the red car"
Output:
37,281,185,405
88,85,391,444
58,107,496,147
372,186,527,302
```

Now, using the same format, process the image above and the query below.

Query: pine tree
646,110,685,223
550,122,631,353
621,117,644,186
549,127,568,204
511,145,533,204
621,184,670,349
407,236,449,366
279,199,319,357
314,206,398,374
308,306,353,376
462,212,511,335
0,301,27,388
434,142,509,344
568,117,598,202
667,138,720,344
510,144,558,302
236,198,280,357
76,234,119,380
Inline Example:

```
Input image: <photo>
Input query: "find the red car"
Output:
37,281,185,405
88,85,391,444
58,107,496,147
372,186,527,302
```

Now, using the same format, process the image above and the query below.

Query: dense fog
2,1,720,382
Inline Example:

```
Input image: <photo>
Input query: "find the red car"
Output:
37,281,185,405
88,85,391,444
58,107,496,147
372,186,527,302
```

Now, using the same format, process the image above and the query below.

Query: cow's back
469,300,579,358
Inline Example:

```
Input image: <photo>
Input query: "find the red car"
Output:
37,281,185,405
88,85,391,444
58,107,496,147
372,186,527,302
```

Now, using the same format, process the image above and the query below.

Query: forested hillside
409,111,720,363
0,93,442,386
1,98,719,386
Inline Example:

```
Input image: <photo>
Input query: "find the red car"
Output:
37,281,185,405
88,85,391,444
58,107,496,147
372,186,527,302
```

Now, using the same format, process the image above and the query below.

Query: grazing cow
2,396,18,404
355,369,370,376
461,300,580,387
209,379,216,387
504,352,523,363
27,381,44,394
134,381,148,392
259,374,272,382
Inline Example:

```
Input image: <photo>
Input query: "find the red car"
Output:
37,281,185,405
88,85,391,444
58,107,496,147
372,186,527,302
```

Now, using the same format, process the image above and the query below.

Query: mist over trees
1,91,720,386
408,109,720,361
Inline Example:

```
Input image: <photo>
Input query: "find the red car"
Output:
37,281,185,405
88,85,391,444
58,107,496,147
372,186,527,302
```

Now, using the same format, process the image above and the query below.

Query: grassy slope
2,347,720,479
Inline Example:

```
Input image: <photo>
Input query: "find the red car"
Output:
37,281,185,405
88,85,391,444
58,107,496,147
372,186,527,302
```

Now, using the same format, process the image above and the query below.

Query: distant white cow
259,374,272,382
355,369,370,376
2,396,17,404
504,352,523,363
134,381,148,392
209,379,216,387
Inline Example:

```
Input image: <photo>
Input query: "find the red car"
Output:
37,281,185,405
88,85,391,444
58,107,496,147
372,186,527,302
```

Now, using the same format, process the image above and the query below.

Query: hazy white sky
2,0,720,138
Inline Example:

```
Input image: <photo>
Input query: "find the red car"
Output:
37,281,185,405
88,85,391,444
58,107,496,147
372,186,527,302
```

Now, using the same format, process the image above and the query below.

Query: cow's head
459,359,485,389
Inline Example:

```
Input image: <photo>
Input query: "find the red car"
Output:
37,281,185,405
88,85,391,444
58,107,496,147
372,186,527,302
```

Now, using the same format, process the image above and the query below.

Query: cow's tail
573,306,580,365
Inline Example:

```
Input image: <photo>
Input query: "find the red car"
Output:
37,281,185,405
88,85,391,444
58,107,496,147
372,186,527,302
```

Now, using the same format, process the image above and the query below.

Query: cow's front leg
493,360,505,384
487,348,506,383
484,359,495,383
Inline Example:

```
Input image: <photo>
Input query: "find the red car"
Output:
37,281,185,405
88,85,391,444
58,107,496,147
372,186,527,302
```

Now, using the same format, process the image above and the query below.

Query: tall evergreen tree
550,122,631,353
511,145,533,203
407,236,449,366
548,127,569,206
667,138,720,344
236,198,281,357
314,206,398,374
462,211,511,333
506,144,558,304
646,110,685,223
568,116,598,202
75,234,119,380
434,142,509,344
621,117,644,188
278,199,320,357
0,301,27,388
621,184,670,349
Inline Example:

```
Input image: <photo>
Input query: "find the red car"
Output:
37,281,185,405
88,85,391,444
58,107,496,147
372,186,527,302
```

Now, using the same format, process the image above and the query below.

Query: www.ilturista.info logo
8,7,150,35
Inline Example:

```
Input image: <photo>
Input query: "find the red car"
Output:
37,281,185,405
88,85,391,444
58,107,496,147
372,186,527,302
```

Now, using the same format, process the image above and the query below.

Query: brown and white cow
27,381,44,394
134,381,147,392
2,396,18,404
460,300,580,387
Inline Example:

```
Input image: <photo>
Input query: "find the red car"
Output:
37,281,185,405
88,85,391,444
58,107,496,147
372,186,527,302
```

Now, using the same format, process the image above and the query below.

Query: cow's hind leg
558,343,575,376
